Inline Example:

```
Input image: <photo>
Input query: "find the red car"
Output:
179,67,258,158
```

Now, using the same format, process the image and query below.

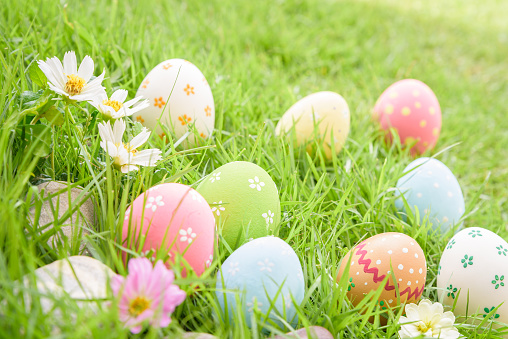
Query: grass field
1,0,508,337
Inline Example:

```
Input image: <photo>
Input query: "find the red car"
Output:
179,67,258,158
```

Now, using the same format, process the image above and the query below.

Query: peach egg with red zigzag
337,232,426,313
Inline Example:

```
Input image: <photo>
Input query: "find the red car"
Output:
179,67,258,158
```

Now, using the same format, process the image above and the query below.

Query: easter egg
373,79,441,154
437,227,508,324
337,233,426,311
216,236,304,329
275,91,350,159
122,183,215,276
196,161,280,249
135,59,214,145
395,158,465,232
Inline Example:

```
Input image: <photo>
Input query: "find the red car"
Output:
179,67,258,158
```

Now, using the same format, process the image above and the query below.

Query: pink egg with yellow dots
373,79,442,154
122,183,215,277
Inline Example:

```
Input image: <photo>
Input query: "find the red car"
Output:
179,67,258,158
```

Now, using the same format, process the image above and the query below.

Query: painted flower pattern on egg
373,79,441,154
337,232,427,316
122,183,215,277
196,161,281,250
135,59,214,147
216,236,305,329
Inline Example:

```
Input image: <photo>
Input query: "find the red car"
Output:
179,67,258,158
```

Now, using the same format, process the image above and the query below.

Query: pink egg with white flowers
373,79,442,154
122,183,215,276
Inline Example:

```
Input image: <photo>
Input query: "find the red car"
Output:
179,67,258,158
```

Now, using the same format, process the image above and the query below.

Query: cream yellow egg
275,91,350,159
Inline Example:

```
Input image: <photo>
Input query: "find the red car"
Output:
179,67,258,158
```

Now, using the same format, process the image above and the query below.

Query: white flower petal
77,55,94,82
98,121,115,144
45,57,66,87
129,128,150,149
121,164,138,173
38,60,64,89
48,83,68,96
63,51,78,75
112,119,126,145
131,149,162,166
111,89,128,103
123,96,143,107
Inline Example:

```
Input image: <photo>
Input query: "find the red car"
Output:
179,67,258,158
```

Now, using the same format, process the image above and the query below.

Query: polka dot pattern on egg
395,157,465,232
373,79,441,154
337,232,427,311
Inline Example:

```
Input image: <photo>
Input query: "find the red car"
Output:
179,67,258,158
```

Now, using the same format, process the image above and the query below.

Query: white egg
135,59,214,146
437,227,508,325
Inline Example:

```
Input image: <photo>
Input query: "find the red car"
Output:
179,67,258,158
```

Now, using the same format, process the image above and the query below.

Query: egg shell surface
337,232,426,310
196,161,280,250
122,183,215,276
216,236,304,329
275,91,350,159
373,79,441,154
395,158,465,232
135,59,214,145
438,227,508,324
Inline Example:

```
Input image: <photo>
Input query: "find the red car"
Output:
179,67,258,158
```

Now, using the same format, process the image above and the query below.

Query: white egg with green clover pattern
135,58,214,146
216,236,304,329
395,158,465,232
196,161,281,250
437,227,508,324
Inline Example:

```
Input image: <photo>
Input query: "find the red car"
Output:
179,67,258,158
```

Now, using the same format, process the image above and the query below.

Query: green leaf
40,106,64,126
28,62,48,88
25,124,52,157
19,90,43,110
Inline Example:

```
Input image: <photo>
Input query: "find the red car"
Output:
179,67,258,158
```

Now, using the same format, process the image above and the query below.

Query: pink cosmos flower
111,257,186,334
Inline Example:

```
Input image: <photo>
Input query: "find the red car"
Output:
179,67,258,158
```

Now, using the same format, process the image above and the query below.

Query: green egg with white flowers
196,161,281,250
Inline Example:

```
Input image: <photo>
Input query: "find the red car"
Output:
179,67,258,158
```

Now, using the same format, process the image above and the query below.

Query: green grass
1,0,508,337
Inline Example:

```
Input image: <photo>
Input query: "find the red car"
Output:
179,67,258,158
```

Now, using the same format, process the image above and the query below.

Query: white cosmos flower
90,89,149,120
37,51,105,102
98,119,162,173
398,299,461,339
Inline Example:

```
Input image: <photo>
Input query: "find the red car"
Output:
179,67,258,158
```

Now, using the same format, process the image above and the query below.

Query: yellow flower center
65,74,86,96
417,322,431,333
103,99,124,112
115,143,138,154
128,296,150,317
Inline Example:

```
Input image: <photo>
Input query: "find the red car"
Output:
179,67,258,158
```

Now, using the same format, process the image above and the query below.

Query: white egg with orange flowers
337,232,427,311
135,59,215,145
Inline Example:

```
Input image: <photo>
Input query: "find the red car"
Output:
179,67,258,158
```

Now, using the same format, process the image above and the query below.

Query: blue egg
395,158,465,232
215,236,304,330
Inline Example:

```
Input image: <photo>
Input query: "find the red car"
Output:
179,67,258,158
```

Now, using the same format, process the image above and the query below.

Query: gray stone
23,256,114,313
28,181,96,253
272,326,334,339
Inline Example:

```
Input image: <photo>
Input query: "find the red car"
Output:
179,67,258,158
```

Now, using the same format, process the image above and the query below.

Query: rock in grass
272,326,334,339
23,256,114,313
29,181,96,253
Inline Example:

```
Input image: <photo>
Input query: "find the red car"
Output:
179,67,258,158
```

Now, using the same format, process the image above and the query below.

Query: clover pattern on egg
438,227,508,325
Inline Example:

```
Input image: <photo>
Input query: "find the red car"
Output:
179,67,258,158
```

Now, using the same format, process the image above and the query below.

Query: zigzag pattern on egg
355,242,425,300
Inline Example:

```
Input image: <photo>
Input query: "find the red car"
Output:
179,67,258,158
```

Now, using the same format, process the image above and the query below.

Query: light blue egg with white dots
395,158,465,232
215,236,304,330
